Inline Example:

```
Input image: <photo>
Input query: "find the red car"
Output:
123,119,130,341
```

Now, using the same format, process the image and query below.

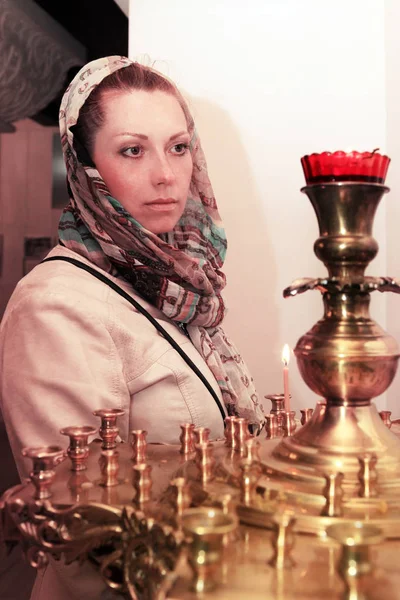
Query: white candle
282,344,291,411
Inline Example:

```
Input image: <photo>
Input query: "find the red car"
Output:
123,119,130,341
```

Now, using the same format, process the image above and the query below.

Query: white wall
385,0,400,414
129,0,392,412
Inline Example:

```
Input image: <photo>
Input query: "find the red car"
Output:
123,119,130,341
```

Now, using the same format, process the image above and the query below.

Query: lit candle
300,149,390,185
282,344,291,411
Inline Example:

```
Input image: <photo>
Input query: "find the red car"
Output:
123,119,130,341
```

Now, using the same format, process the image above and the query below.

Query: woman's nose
152,155,175,186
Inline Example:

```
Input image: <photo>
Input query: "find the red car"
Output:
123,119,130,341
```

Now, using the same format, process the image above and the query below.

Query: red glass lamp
301,150,390,185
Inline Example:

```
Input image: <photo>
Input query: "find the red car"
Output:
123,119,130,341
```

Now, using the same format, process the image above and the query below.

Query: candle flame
282,344,290,367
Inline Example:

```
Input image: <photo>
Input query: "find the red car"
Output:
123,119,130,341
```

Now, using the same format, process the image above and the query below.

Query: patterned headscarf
59,56,264,429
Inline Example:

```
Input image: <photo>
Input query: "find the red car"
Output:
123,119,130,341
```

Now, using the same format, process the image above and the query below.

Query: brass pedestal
270,402,400,493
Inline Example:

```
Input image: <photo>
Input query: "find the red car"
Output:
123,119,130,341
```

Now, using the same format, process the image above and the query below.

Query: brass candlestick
327,522,384,599
193,427,210,445
358,453,379,499
130,429,147,464
93,408,125,449
180,423,195,454
195,442,215,485
233,418,250,453
99,449,120,487
379,411,392,429
265,394,286,431
244,438,261,462
170,477,191,520
265,414,278,439
268,511,296,569
240,458,260,506
60,425,97,471
268,182,400,501
132,463,152,506
22,445,65,499
224,416,237,448
321,472,344,518
283,411,296,437
300,408,314,425
181,507,237,593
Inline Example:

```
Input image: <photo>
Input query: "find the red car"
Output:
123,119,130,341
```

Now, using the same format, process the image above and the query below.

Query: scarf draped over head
59,55,264,430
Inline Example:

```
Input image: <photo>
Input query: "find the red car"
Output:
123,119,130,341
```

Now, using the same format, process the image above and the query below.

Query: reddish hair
73,63,189,163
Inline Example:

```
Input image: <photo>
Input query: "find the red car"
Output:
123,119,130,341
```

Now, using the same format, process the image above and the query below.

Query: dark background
31,0,129,126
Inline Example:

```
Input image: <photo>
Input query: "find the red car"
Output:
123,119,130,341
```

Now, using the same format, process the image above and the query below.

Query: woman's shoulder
1,245,165,331
4,246,111,317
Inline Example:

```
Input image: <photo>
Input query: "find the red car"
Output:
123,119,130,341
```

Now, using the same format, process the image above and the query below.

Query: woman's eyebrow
114,130,189,141
169,130,189,141
115,132,148,139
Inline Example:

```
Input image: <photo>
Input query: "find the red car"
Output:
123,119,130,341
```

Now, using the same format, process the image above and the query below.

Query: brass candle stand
2,412,400,598
256,182,400,536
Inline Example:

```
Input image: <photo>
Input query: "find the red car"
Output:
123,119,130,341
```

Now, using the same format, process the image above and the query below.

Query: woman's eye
122,146,142,158
171,143,189,155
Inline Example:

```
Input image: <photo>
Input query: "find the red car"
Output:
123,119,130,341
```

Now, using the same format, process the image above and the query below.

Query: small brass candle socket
300,408,314,426
181,507,238,593
268,510,296,569
99,449,120,487
326,521,384,598
283,410,297,437
216,493,238,545
132,463,152,506
22,445,65,500
358,453,379,498
265,414,278,439
179,423,195,454
170,477,191,519
265,394,286,430
195,442,215,485
244,438,261,463
321,471,344,518
193,427,211,445
379,410,392,429
93,408,125,449
240,457,260,506
233,417,250,453
224,416,237,448
130,429,147,464
60,425,96,471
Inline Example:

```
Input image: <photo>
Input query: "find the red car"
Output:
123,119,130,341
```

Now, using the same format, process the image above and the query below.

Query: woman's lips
145,198,178,211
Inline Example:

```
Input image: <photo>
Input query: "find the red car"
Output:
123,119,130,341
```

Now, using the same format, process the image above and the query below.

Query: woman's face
92,89,193,234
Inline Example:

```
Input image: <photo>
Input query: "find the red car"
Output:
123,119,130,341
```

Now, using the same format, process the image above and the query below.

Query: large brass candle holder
262,180,400,519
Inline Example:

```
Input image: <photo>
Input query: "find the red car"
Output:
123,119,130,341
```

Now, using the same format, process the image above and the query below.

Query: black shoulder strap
41,255,226,424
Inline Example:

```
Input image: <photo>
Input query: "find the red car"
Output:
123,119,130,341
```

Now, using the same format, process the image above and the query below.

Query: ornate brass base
222,407,400,539
268,401,400,494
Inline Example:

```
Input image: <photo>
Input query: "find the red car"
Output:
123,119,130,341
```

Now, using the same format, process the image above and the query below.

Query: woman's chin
142,216,179,235
141,207,184,235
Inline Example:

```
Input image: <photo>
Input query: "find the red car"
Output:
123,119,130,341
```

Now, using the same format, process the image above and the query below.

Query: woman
0,56,264,599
